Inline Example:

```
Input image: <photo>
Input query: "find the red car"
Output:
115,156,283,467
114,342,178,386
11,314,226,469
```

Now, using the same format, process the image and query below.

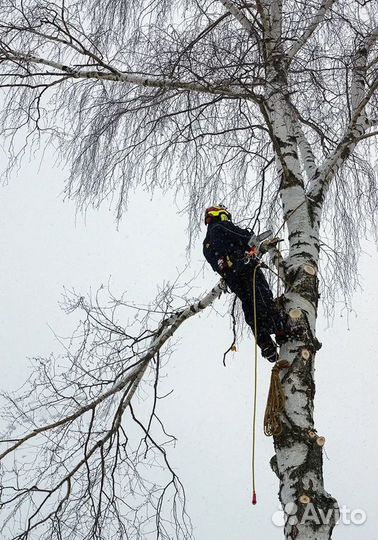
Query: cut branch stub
299,495,311,505
308,430,317,439
289,308,302,320
303,264,317,276
316,436,326,447
301,349,311,360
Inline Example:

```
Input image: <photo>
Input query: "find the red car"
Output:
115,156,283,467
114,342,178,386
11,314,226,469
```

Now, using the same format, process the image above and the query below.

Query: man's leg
235,271,278,362
226,267,287,361
254,268,288,344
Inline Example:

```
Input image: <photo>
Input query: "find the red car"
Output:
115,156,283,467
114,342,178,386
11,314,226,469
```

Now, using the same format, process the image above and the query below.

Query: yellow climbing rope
251,263,290,506
250,203,310,501
251,264,258,505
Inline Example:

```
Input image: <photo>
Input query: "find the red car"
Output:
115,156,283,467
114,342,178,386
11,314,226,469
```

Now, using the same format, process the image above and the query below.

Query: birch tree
0,1,378,539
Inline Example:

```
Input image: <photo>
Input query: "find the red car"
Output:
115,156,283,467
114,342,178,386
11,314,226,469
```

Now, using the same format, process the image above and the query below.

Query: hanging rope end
252,490,257,505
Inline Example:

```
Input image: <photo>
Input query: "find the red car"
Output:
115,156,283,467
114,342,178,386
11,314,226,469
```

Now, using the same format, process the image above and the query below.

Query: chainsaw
244,230,282,262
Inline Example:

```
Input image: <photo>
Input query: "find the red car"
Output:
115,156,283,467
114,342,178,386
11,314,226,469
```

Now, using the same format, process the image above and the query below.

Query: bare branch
0,50,253,99
0,280,225,539
287,0,337,61
217,0,256,34
293,115,318,182
309,27,378,201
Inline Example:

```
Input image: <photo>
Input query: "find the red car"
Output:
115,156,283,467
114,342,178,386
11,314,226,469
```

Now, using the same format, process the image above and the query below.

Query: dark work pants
225,263,281,348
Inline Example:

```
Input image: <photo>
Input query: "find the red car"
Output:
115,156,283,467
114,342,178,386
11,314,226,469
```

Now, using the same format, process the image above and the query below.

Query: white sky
0,156,377,540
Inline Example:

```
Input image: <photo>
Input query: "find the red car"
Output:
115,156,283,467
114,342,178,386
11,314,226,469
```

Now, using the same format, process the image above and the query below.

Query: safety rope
272,198,308,238
263,360,290,437
249,201,310,503
251,264,291,506
251,265,259,505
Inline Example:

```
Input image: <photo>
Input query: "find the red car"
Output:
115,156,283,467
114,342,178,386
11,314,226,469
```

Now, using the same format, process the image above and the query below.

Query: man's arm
210,222,251,247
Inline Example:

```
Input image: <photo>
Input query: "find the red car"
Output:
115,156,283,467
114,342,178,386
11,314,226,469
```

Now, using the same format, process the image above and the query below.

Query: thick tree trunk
272,278,339,540
262,53,339,539
269,206,339,539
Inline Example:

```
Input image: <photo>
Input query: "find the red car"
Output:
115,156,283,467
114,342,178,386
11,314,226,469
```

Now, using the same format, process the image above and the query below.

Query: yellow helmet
204,205,232,225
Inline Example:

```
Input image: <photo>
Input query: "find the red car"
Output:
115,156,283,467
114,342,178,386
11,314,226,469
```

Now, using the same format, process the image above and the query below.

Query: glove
217,257,228,272
217,256,233,273
259,237,282,254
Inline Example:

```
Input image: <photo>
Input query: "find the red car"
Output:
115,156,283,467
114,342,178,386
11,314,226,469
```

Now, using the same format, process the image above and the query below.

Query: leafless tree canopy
0,280,226,539
0,1,377,312
1,1,378,539
1,1,377,253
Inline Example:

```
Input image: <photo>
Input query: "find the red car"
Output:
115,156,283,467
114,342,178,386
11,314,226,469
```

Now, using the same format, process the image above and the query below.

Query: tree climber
203,205,287,363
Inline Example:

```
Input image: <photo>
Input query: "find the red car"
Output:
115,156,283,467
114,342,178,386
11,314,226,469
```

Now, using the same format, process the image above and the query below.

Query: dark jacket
203,221,253,276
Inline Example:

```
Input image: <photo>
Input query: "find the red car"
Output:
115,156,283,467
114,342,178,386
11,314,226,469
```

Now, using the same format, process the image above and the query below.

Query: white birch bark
256,3,338,538
2,51,252,100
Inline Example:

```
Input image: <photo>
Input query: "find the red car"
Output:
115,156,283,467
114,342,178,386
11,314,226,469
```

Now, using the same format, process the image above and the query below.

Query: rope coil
263,360,290,437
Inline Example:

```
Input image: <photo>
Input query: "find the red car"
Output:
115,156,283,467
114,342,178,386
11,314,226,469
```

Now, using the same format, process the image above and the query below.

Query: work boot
275,328,289,346
260,337,278,363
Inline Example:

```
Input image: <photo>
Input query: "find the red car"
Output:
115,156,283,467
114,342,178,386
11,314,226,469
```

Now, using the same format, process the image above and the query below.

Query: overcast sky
0,154,377,540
